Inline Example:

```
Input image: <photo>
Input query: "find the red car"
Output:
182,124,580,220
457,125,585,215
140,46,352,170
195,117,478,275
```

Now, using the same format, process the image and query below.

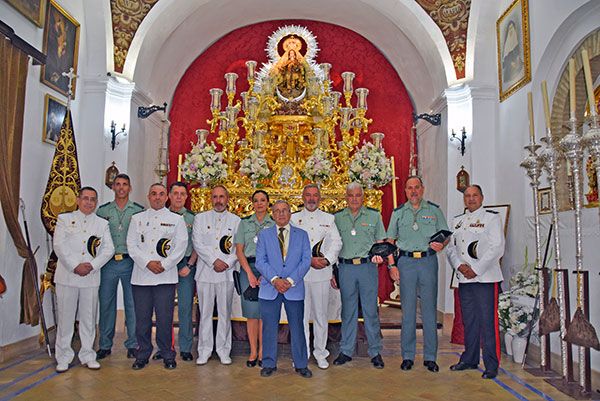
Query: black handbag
243,285,259,302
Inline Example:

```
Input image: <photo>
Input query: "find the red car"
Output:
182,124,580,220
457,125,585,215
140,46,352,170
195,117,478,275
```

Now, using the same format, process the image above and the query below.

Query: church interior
1,0,599,399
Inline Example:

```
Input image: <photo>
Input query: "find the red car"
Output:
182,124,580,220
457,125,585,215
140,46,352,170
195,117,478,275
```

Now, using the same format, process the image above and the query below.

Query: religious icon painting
496,0,531,102
538,187,551,215
42,93,67,146
40,0,80,98
3,0,47,27
456,166,470,193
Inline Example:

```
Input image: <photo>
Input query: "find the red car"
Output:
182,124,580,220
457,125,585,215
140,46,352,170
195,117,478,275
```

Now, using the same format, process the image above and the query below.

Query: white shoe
220,356,232,365
316,358,329,369
196,357,208,365
85,360,101,370
56,363,69,373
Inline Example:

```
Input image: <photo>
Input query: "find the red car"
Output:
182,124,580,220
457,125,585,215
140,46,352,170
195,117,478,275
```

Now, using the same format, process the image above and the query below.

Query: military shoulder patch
132,209,145,216
393,203,406,212
486,210,499,214
133,202,145,210
97,202,111,209
366,207,380,212
427,201,440,208
454,212,465,218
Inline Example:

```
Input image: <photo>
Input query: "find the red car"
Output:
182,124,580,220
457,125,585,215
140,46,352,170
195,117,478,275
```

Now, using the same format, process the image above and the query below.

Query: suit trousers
398,254,438,361
303,280,331,361
98,258,137,350
132,284,176,361
177,257,196,353
196,281,234,361
458,282,500,371
338,262,382,358
260,294,308,369
55,284,99,366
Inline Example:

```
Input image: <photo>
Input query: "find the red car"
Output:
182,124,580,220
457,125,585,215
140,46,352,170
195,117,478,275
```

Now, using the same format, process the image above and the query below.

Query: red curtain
168,20,414,301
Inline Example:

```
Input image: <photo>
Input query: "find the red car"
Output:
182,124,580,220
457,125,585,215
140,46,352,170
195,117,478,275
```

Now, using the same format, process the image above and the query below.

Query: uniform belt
246,256,256,263
398,249,435,259
114,253,130,261
338,257,370,265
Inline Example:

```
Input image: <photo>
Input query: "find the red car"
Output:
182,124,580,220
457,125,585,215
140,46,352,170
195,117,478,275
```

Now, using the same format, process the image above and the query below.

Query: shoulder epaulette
133,202,145,209
393,202,406,212
427,201,440,208
333,209,344,215
169,210,180,215
131,209,145,216
241,215,252,220
97,202,110,209
366,207,379,212
292,209,301,214
454,212,465,218
57,210,71,216
486,209,499,214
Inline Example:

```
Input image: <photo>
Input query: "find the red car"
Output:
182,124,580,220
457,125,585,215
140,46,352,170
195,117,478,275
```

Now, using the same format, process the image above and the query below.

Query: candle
391,156,397,208
581,49,597,116
527,91,535,143
245,60,257,80
341,71,355,94
569,58,576,119
177,154,182,181
541,81,551,130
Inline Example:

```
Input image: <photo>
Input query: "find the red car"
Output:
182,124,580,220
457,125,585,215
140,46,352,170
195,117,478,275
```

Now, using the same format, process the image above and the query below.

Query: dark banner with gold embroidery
40,110,81,235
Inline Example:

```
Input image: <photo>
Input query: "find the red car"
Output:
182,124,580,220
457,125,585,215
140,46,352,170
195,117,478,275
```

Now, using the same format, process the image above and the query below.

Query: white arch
117,0,456,111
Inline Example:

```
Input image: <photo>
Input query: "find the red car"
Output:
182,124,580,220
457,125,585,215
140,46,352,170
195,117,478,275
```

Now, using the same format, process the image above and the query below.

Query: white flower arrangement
303,148,332,182
498,292,512,333
507,304,535,337
179,142,228,185
348,142,393,188
239,149,270,182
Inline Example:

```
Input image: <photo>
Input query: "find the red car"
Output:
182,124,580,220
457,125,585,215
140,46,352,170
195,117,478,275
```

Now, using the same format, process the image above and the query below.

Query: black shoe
295,367,313,378
258,359,262,367
164,359,177,369
96,349,111,360
180,352,193,361
482,370,498,379
424,360,439,372
400,359,414,370
246,358,258,367
371,354,385,369
132,359,149,370
260,367,277,377
450,362,478,371
333,353,352,366
127,348,137,359
152,351,163,360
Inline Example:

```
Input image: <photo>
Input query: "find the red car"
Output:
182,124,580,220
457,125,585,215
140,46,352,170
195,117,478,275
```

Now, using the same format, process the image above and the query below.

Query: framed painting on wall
3,0,47,27
40,0,80,98
496,0,531,102
43,93,67,146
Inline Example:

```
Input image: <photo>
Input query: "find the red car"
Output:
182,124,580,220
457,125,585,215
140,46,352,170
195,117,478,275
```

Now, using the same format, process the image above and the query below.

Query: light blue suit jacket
255,224,311,301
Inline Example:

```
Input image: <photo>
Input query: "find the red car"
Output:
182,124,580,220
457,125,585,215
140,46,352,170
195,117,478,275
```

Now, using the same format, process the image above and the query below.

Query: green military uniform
387,200,449,363
172,207,196,353
334,206,386,358
234,213,274,318
96,200,144,351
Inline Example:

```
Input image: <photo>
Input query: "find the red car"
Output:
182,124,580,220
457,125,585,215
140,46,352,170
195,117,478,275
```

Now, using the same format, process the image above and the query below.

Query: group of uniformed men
53,173,504,380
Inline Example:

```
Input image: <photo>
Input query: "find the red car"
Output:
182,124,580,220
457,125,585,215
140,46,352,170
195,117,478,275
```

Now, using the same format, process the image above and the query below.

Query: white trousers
55,284,98,365
196,281,234,360
303,280,331,360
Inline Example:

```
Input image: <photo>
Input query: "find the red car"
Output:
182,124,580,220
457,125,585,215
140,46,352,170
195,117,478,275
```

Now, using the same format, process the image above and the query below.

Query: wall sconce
450,127,467,156
110,121,127,150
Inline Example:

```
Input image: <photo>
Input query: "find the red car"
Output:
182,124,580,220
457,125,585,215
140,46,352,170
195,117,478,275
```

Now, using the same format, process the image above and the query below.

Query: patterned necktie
278,227,285,258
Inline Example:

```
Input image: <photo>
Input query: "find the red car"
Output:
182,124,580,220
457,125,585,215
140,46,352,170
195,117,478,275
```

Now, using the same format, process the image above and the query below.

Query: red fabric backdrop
168,20,414,300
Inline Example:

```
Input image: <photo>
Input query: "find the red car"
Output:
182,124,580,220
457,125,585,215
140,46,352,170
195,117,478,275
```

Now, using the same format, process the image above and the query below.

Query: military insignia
467,241,478,259
312,239,324,257
455,220,463,229
156,238,171,257
219,235,233,254
160,223,175,227
87,236,101,257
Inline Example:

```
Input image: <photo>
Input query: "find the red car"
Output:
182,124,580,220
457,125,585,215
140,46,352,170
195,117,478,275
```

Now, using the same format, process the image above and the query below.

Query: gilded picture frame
3,0,47,27
42,93,67,146
496,0,531,102
40,0,80,98
537,187,551,215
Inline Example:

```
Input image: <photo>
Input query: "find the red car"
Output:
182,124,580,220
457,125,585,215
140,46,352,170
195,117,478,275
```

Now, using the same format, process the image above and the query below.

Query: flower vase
511,336,527,363
504,332,514,356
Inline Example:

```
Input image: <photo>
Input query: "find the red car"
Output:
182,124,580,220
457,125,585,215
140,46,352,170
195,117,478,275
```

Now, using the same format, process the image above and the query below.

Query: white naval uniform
127,207,188,286
291,208,342,362
192,209,241,361
53,210,115,366
446,207,505,283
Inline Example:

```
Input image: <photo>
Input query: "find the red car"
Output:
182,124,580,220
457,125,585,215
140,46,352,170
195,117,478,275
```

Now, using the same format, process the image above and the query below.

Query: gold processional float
177,25,394,215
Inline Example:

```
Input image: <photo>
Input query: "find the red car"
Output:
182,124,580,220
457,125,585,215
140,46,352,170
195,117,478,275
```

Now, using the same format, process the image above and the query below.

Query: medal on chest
350,228,357,236
412,222,419,231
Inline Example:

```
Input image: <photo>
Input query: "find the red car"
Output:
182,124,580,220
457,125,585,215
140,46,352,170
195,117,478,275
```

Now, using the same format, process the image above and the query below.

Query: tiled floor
0,324,589,401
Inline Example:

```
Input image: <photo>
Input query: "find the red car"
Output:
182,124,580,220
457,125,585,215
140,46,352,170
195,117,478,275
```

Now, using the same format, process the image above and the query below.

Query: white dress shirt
193,209,241,283
127,207,188,285
291,208,342,282
446,206,505,284
53,210,115,288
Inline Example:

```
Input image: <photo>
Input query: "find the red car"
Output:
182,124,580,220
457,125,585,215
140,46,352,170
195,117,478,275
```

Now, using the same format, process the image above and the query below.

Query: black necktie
278,227,285,258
